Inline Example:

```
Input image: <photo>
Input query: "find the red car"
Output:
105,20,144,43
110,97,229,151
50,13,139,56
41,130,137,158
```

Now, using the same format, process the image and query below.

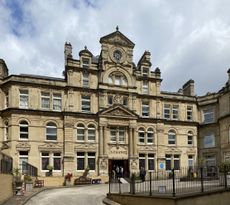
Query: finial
116,25,119,31
84,45,87,50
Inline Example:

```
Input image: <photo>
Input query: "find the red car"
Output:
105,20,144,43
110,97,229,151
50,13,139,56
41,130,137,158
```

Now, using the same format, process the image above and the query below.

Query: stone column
129,128,133,156
133,128,138,156
103,126,107,155
99,126,103,156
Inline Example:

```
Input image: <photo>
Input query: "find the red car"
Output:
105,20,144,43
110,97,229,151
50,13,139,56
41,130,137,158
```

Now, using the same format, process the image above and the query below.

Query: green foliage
24,175,32,182
46,165,53,171
219,162,230,173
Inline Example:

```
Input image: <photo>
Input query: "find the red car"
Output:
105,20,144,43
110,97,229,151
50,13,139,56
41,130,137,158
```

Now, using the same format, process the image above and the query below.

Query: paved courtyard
24,184,108,205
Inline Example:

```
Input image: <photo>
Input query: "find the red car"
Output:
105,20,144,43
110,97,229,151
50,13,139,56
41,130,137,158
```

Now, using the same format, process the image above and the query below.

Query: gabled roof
98,104,138,119
99,29,135,48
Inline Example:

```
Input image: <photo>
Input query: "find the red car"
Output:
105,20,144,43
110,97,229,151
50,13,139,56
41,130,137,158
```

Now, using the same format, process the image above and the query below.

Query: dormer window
82,58,90,68
143,67,149,76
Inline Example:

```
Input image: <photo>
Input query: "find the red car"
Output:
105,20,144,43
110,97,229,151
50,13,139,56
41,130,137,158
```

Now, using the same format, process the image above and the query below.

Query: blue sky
1,0,230,95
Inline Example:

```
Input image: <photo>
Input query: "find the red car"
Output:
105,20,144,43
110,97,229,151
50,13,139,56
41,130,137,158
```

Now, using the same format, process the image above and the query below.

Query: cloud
0,0,230,95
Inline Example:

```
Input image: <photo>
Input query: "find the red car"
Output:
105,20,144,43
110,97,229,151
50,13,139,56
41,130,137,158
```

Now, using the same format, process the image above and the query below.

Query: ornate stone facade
0,28,229,178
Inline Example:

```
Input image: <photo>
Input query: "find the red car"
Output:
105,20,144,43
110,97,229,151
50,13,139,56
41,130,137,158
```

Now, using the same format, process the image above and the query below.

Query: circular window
113,50,122,61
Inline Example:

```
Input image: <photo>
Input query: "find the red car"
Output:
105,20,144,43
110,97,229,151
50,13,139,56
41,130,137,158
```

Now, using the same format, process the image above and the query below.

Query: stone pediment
98,104,138,119
16,142,31,151
100,30,135,48
38,143,62,151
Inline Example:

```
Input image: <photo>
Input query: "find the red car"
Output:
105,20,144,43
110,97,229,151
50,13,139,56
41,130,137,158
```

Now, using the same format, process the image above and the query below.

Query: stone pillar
133,128,138,156
103,126,107,155
129,128,133,156
99,126,103,156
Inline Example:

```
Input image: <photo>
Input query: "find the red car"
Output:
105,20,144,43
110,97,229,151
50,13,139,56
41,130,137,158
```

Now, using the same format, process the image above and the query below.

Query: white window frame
87,152,96,171
188,155,194,167
142,101,149,117
41,92,50,109
81,95,91,112
41,152,62,172
138,128,145,144
187,106,193,121
168,131,176,145
46,123,57,141
19,151,28,174
110,128,116,143
147,128,154,144
83,71,89,87
88,125,96,142
118,127,125,143
187,132,193,146
142,67,149,76
76,152,85,171
172,105,179,120
53,93,62,111
19,120,29,140
148,154,155,171
19,90,29,109
3,121,9,141
82,57,90,68
5,92,9,108
164,104,171,119
77,124,85,142
142,81,148,94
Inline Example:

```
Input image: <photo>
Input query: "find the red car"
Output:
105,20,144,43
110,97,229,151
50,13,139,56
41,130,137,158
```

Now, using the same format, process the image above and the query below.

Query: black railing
0,152,13,174
22,161,38,177
109,166,230,197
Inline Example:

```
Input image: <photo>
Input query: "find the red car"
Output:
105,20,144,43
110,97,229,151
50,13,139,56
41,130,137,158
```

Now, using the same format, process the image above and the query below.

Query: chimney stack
182,79,195,96
64,42,72,66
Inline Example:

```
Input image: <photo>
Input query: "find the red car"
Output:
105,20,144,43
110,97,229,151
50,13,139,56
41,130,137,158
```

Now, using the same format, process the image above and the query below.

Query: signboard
108,146,128,159
159,161,165,170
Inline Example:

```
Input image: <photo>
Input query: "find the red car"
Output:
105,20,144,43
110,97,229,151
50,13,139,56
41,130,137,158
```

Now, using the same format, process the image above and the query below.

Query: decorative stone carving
38,143,62,151
137,145,157,152
100,158,108,170
108,145,128,159
130,159,138,170
109,108,129,116
16,142,31,151
113,94,122,104
74,143,97,151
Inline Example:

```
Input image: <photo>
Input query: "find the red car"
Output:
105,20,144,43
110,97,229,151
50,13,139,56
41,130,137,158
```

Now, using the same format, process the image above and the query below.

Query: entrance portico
97,104,139,177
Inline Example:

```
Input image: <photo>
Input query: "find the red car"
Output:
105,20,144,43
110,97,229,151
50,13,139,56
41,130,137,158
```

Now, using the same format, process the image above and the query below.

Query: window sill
19,139,29,141
45,140,58,143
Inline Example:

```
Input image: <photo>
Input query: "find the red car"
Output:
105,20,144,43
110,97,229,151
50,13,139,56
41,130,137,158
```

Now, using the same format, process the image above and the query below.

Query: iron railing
109,166,230,197
22,161,38,177
0,152,13,174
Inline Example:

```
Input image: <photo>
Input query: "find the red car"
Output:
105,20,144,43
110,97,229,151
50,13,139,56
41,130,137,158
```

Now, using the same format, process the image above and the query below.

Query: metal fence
0,152,13,174
109,166,230,197
22,161,38,177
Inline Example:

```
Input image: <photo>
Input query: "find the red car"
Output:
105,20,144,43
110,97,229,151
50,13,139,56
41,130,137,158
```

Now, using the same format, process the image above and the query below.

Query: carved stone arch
147,126,155,133
103,66,133,87
75,121,87,128
167,127,178,134
86,122,98,128
17,118,31,125
137,126,146,132
43,119,59,127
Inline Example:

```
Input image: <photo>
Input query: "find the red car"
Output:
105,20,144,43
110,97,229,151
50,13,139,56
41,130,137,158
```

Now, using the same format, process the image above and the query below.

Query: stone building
0,28,228,178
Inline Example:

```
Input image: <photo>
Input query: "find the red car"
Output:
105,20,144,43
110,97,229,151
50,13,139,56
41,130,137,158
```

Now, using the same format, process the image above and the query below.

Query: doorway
108,159,129,178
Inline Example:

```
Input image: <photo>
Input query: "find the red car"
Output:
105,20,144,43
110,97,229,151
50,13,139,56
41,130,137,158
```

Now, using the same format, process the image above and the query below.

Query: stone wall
0,174,13,204
108,190,230,205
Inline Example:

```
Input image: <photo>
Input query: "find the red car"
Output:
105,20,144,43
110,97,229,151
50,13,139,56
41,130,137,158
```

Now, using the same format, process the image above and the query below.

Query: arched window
187,131,193,145
19,120,28,140
168,130,176,145
108,72,127,86
147,128,154,144
77,124,85,141
46,122,57,141
138,128,145,143
88,124,96,141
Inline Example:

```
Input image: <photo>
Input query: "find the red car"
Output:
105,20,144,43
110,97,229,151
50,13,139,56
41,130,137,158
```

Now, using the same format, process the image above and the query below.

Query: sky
1,0,230,96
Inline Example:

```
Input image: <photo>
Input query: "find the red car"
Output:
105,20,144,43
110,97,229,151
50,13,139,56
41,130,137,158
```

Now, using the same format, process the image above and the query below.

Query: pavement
1,184,117,205
2,187,47,205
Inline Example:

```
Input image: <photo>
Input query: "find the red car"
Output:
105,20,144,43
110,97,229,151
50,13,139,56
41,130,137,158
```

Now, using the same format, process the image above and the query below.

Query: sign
159,162,165,170
108,146,128,159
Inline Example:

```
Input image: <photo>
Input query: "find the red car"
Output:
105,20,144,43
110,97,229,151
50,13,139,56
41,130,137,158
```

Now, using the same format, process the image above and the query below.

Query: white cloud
0,0,230,95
